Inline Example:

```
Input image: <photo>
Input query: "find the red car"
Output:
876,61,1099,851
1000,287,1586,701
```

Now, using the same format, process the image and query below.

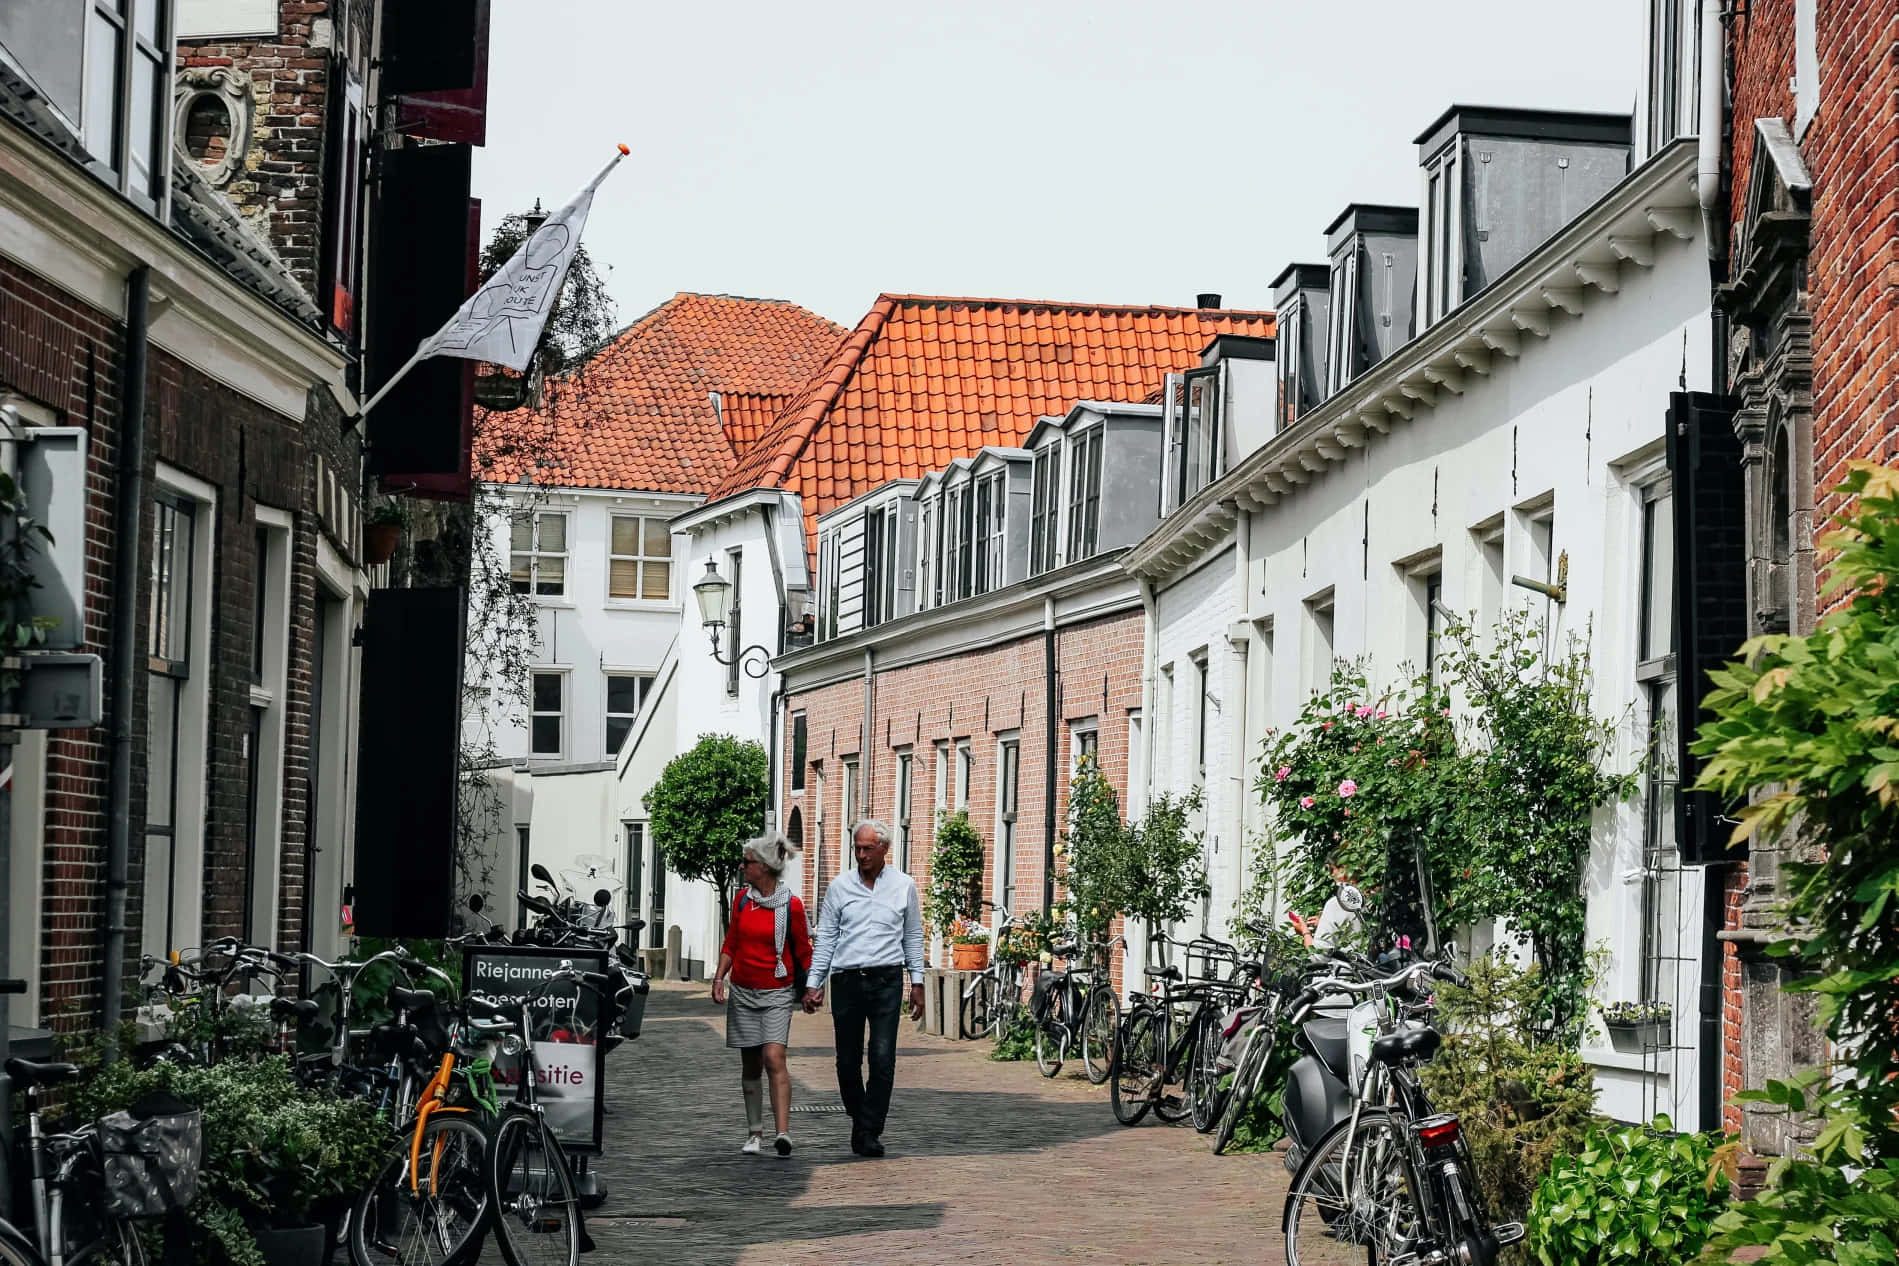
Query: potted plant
363,500,407,566
1599,1000,1671,1053
951,923,991,971
923,809,985,964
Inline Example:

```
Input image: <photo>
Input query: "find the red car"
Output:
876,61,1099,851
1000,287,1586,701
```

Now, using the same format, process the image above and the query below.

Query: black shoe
860,1134,885,1158
849,1128,866,1155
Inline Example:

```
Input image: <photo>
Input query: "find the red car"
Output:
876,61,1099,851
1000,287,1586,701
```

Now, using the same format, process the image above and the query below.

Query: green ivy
1526,1116,1727,1266
988,1007,1037,1062
1691,461,1899,1264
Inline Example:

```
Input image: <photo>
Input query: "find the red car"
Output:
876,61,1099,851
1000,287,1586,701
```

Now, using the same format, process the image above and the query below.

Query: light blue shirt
807,864,926,986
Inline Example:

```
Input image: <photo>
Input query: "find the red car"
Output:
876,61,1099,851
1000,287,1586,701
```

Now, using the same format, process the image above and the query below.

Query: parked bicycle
957,903,1024,1040
1109,934,1246,1126
1028,932,1120,1084
1279,952,1525,1266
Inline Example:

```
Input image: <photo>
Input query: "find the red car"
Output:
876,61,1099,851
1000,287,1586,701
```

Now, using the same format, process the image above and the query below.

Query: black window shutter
1666,390,1745,863
365,142,472,479
379,0,479,95
353,587,465,937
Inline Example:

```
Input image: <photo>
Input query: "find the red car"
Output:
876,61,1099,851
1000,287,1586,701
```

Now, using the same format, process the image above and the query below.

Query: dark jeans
830,966,903,1136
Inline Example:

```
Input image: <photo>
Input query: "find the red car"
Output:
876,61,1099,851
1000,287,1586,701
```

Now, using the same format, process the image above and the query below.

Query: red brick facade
1728,1,1899,523
783,609,1144,942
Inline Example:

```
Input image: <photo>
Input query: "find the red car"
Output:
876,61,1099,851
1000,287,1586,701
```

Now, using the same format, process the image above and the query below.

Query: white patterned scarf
745,883,793,978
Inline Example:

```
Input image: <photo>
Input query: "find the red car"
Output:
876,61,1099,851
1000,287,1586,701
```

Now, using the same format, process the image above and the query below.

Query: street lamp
693,558,771,679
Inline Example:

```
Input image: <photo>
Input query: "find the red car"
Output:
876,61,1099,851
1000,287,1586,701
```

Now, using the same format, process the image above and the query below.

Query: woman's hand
711,976,728,1005
1287,910,1317,948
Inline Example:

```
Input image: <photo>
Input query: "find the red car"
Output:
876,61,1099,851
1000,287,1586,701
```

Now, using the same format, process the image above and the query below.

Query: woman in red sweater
710,830,812,1156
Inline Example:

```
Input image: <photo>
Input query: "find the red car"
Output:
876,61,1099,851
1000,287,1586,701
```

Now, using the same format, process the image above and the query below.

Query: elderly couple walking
710,818,926,1158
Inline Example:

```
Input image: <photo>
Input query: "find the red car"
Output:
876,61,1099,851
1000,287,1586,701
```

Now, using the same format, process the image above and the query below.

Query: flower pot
364,521,401,566
250,1222,331,1266
1604,1019,1670,1054
951,943,989,971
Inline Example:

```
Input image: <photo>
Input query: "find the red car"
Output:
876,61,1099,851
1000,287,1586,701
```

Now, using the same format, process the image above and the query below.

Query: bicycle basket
617,969,651,1040
94,1093,203,1219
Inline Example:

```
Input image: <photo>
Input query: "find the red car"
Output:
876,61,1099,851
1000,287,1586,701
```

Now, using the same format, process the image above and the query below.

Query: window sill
604,599,682,613
532,598,577,610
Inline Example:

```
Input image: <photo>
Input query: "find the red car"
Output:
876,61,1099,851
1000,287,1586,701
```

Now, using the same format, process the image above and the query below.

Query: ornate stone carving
172,65,253,187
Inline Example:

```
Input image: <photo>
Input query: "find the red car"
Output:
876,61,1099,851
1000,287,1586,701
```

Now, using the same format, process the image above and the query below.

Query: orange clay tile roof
709,294,1275,545
474,293,847,494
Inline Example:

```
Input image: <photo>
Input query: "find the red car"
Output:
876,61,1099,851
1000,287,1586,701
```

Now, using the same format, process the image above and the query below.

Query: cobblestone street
576,980,1289,1264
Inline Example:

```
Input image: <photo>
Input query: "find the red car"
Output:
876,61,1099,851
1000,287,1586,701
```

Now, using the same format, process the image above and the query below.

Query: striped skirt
726,983,795,1048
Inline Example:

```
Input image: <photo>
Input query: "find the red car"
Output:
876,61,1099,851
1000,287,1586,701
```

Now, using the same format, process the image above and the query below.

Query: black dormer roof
1271,263,1330,303
1413,105,1633,160
1324,204,1419,252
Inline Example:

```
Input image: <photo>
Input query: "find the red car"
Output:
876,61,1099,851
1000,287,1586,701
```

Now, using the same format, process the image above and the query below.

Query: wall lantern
693,557,771,679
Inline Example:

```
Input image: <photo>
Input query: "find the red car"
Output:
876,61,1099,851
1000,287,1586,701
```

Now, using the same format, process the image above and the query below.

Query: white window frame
1069,716,1100,777
80,0,174,211
974,471,1006,595
510,509,569,599
1029,441,1061,575
529,669,568,759
1395,548,1445,687
933,739,950,818
841,755,860,835
1304,589,1336,695
604,671,652,756
1125,709,1145,821
1190,650,1210,786
245,505,293,949
142,465,217,959
916,496,936,611
607,513,674,604
1065,423,1104,561
995,733,1020,915
1471,514,1506,644
894,748,914,871
955,739,973,811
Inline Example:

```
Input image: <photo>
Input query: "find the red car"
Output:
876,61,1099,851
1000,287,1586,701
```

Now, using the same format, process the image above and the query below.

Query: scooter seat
1302,1015,1350,1077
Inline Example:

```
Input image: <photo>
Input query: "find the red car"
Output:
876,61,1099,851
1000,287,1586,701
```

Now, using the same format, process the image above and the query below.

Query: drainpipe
759,502,787,830
1695,0,1725,260
1229,514,1253,924
1133,577,1160,970
1041,596,1057,914
861,647,874,831
101,268,150,1045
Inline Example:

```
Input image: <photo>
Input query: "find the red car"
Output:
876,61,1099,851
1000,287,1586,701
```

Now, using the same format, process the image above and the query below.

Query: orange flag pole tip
616,143,630,155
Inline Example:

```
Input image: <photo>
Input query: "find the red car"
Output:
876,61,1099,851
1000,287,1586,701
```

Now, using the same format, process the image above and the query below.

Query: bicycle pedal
1493,1222,1526,1246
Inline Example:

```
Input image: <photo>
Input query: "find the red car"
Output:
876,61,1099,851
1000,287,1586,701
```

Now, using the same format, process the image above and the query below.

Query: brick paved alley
577,980,1289,1265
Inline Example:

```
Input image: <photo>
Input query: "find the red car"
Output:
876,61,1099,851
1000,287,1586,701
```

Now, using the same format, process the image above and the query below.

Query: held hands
711,977,728,1005
801,987,824,1013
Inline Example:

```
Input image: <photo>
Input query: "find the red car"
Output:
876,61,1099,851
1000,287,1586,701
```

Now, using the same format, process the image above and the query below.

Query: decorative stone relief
172,65,253,187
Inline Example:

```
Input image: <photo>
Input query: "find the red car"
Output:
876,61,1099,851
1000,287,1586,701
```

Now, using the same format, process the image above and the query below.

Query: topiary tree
642,734,769,930
1059,753,1128,942
923,810,985,943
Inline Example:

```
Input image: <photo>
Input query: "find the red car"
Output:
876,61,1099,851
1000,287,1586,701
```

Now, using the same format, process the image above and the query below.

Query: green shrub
1419,954,1602,1230
924,809,985,937
1526,1116,1727,1266
989,1007,1037,1062
1213,1008,1301,1153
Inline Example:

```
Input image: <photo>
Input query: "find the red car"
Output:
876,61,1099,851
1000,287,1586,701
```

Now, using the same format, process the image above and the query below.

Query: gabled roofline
816,477,921,526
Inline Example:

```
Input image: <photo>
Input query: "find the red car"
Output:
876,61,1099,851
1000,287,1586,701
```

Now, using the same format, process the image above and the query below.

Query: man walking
802,819,925,1157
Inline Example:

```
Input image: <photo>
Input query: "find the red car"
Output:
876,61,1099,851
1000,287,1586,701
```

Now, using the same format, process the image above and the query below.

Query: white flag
418,145,627,373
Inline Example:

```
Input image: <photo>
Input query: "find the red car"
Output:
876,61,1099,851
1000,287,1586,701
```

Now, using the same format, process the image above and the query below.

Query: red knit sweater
719,891,813,989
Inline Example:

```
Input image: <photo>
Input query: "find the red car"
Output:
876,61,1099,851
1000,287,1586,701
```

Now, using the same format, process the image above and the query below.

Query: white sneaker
774,1132,793,1157
741,1133,763,1155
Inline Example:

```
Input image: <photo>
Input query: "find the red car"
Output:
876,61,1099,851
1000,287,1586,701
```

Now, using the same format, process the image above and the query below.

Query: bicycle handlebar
1288,958,1442,1021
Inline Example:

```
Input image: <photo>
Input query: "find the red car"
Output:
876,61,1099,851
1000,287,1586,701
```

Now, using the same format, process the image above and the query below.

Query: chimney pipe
1196,292,1223,309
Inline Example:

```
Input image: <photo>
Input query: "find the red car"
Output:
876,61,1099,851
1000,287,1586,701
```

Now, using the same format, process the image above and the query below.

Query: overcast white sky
471,1,1641,331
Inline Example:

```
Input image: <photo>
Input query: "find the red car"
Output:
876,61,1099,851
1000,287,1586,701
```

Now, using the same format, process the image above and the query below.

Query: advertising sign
461,944,608,1153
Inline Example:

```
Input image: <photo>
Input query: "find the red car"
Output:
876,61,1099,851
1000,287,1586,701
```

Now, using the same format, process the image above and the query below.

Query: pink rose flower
1342,808,1352,818
1275,765,1291,782
1376,710,1388,720
1299,796,1315,809
1338,779,1358,798
1322,721,1334,730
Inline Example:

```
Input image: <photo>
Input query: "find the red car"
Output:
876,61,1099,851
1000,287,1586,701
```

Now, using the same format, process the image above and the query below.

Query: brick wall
783,608,1145,946
177,0,374,296
1729,0,1899,522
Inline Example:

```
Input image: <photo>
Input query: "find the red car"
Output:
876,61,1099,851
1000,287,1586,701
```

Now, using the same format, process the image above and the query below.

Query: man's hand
908,982,926,1021
802,987,824,1013
711,977,728,1005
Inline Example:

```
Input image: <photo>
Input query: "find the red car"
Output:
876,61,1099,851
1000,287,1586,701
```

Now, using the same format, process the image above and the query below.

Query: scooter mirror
594,889,612,907
1337,883,1366,913
531,863,556,885
468,894,484,914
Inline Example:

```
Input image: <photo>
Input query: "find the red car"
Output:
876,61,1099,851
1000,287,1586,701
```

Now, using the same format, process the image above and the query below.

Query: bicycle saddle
1146,964,1182,982
6,1058,78,1088
1371,1026,1442,1066
463,995,514,1022
270,996,322,1021
388,986,435,1013
1052,942,1080,957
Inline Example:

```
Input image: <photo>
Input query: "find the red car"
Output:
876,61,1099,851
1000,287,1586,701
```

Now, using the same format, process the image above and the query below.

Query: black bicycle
1029,933,1121,1083
1109,934,1244,1126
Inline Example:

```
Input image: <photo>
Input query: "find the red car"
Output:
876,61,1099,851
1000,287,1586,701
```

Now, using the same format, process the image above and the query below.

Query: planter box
251,1223,329,1266
1604,1019,1671,1054
951,943,989,971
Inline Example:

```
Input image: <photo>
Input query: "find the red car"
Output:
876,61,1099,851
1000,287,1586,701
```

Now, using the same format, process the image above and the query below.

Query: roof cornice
672,486,785,534
1125,138,1701,584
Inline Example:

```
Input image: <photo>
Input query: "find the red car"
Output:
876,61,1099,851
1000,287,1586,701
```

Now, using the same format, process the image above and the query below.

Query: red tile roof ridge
877,293,1277,318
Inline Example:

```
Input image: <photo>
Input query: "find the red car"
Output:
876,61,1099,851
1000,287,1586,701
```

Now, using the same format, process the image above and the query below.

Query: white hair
743,830,800,876
851,818,893,849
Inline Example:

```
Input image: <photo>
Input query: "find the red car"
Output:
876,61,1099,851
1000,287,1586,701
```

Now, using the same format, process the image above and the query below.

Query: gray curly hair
742,829,800,876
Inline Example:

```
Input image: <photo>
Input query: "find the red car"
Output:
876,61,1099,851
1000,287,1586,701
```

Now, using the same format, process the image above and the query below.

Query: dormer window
1029,442,1061,575
1065,424,1103,563
915,496,935,611
973,471,1005,595
863,504,899,626
1172,366,1223,507
1423,147,1459,326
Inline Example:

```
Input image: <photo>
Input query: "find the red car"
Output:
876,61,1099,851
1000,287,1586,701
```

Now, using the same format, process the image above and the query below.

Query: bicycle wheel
488,1113,580,1266
1109,1007,1159,1126
0,1219,43,1266
1213,1023,1274,1156
1190,1007,1231,1132
1080,984,1119,1085
1283,1110,1424,1266
1033,988,1064,1078
961,972,999,1040
349,1113,490,1266
1152,1013,1194,1124
67,1218,145,1266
